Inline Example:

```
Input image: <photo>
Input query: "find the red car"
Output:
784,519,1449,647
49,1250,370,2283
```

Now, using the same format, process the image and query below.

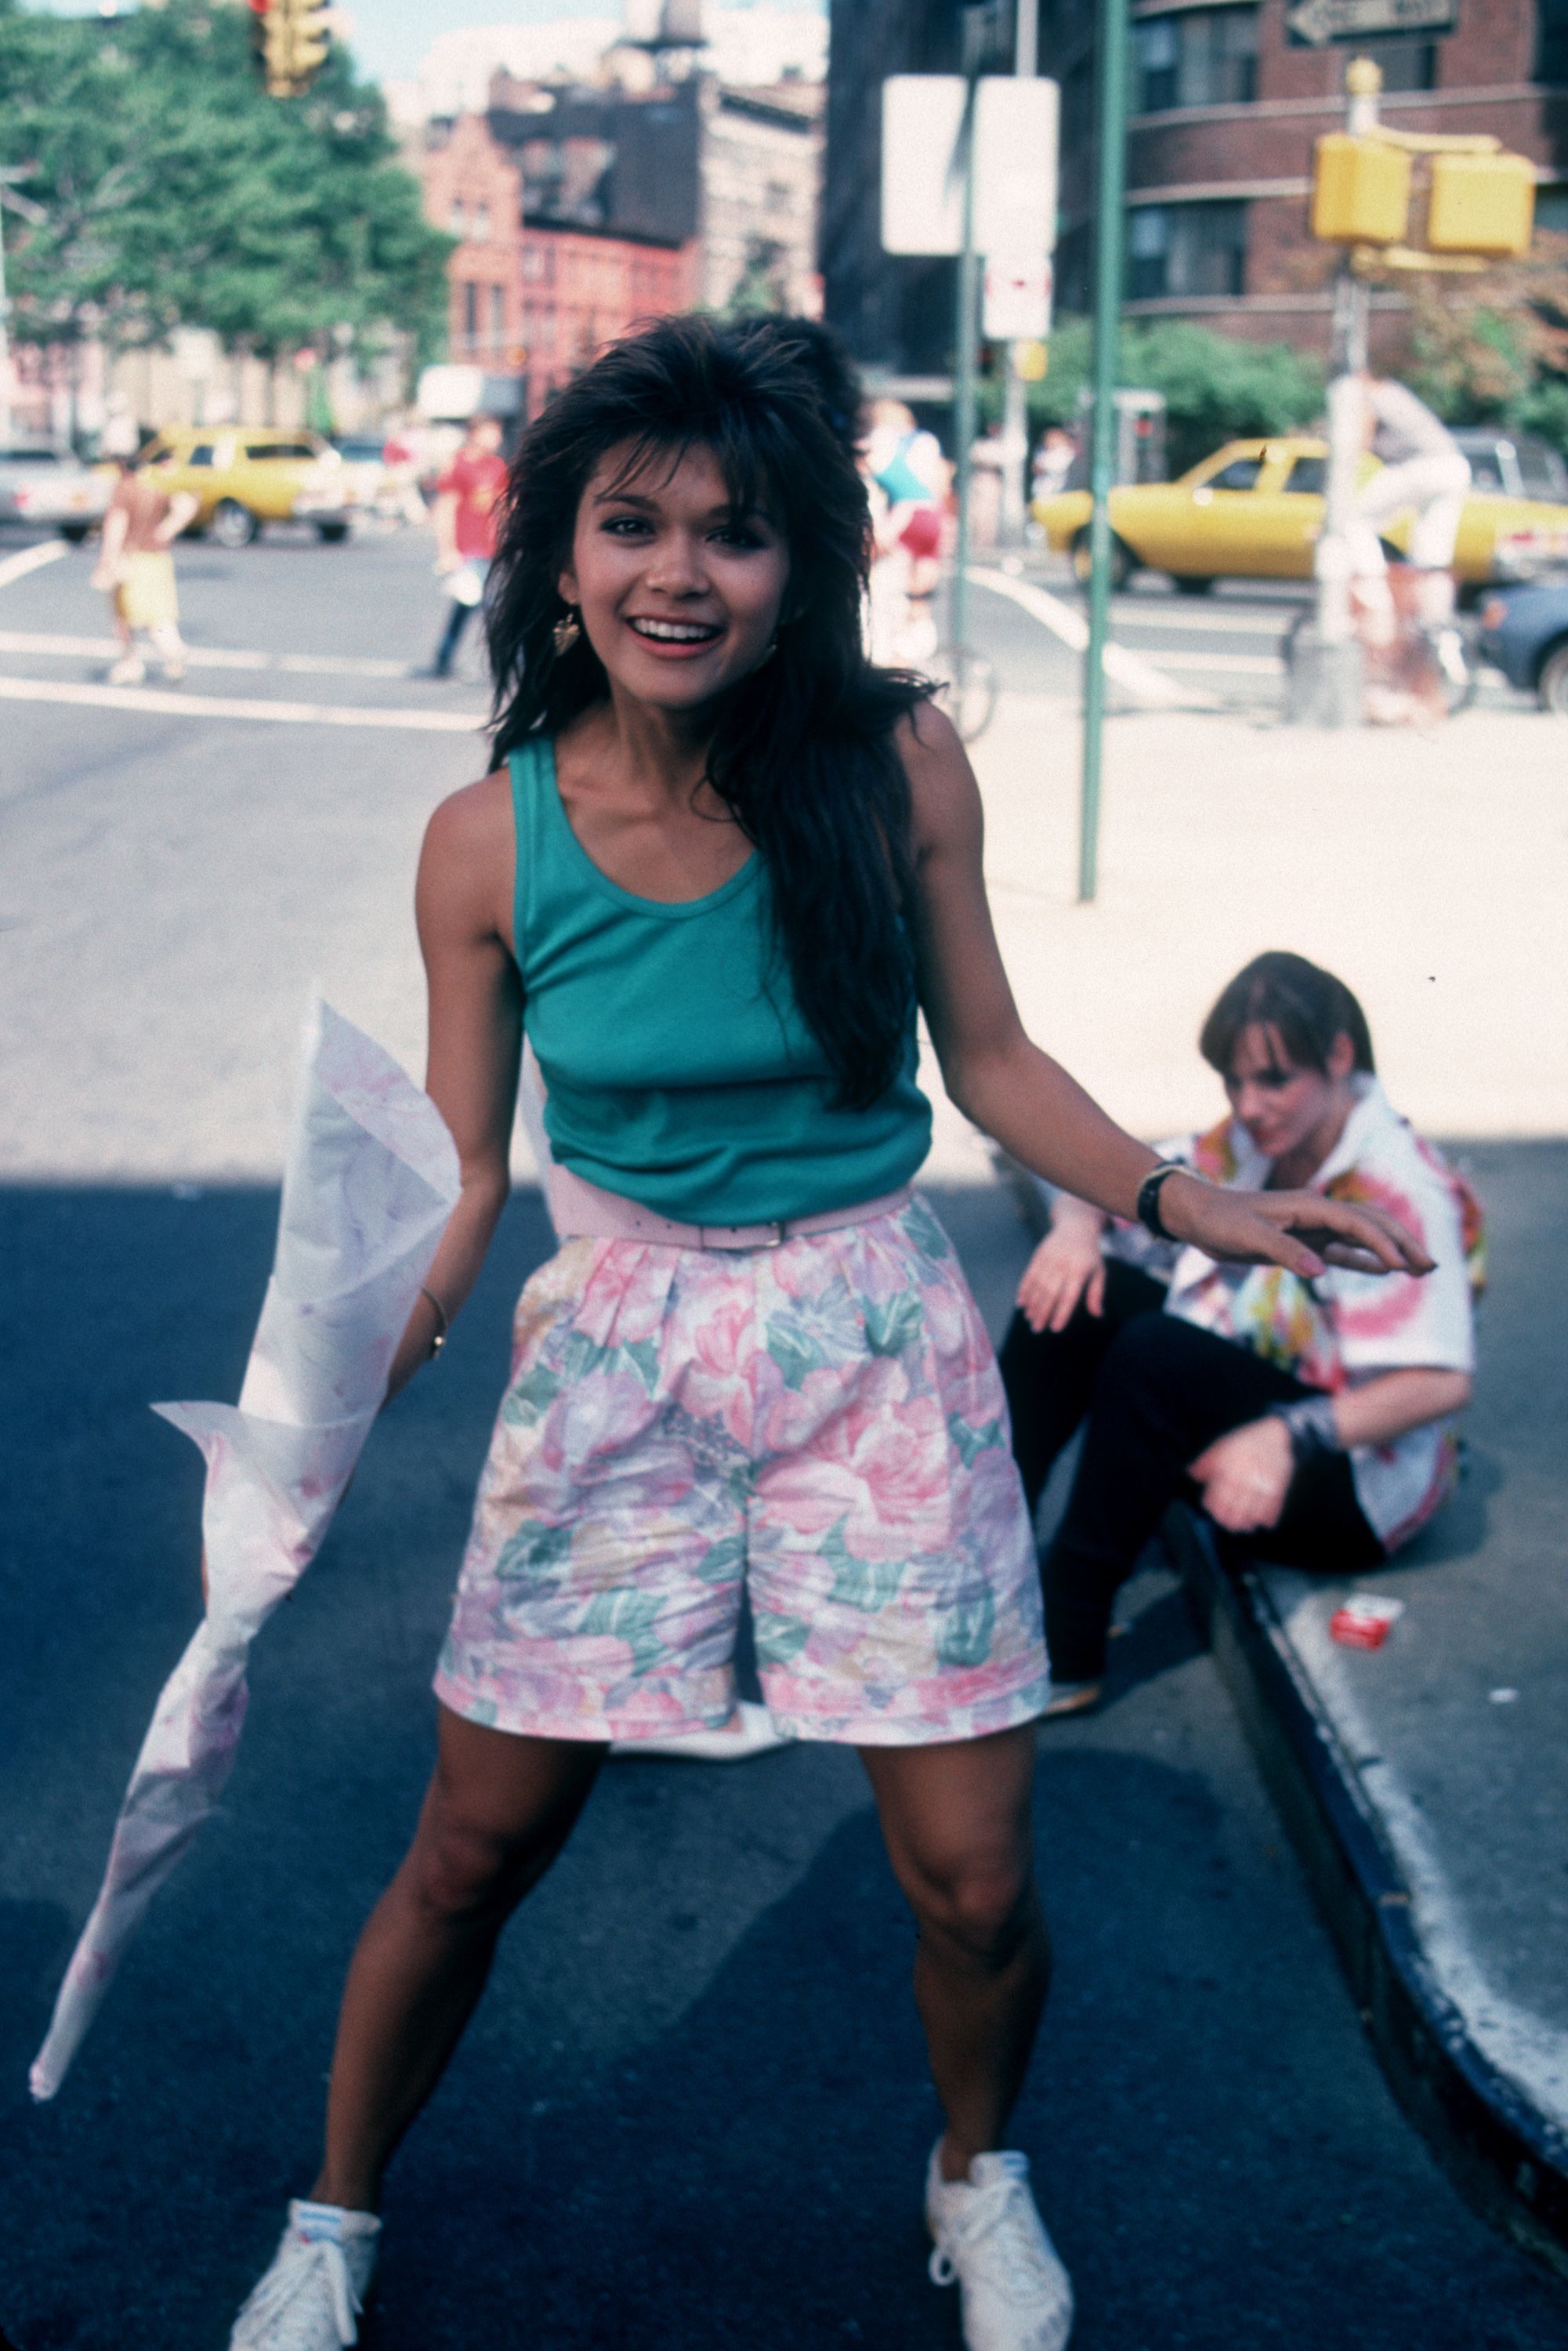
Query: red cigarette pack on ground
1329,1594,1405,1650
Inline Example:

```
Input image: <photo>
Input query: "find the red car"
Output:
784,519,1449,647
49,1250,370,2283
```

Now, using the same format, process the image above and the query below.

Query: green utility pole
1079,0,1131,904
948,71,980,677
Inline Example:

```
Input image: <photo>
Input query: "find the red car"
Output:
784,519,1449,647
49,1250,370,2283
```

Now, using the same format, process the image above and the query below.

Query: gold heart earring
552,605,581,655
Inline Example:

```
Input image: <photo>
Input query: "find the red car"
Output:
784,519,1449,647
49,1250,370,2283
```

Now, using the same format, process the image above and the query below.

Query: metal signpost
881,67,1058,705
1078,0,1131,904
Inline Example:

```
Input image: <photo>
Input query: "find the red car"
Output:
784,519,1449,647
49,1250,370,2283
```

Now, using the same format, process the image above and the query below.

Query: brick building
418,57,821,418
1053,0,1568,346
822,0,1568,370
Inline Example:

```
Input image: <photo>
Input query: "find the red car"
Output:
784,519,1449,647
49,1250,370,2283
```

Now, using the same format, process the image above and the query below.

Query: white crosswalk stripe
0,672,484,732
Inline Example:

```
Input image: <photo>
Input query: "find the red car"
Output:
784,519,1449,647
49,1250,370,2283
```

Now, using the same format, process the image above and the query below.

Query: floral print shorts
434,1197,1048,1745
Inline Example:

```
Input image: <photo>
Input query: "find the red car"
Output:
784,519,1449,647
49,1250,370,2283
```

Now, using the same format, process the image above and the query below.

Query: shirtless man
91,458,200,686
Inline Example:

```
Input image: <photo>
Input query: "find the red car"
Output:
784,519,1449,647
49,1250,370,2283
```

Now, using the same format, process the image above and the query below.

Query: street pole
0,201,11,447
1308,56,1379,726
1079,0,1130,904
949,70,980,673
1001,0,1039,548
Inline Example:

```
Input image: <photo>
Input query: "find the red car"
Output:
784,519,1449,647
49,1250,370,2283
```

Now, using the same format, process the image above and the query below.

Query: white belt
547,1162,913,1251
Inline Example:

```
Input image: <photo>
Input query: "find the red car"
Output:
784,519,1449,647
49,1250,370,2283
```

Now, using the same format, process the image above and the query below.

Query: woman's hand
1016,1213,1106,1333
1161,1173,1432,1281
1190,1417,1294,1534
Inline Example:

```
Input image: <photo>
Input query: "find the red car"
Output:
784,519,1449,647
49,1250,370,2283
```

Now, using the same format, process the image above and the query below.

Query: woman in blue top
230,319,1424,2351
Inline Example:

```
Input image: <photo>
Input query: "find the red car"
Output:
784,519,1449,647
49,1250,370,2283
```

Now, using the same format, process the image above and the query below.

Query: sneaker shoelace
237,2231,363,2349
929,2161,1066,2306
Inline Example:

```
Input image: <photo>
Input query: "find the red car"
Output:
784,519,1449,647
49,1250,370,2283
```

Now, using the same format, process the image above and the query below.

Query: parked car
330,435,393,517
0,441,110,540
1033,434,1568,595
1450,428,1568,505
1477,577,1568,713
137,426,353,547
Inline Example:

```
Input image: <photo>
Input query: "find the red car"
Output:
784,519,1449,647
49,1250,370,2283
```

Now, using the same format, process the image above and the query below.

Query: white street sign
881,75,1059,259
1286,0,1454,43
984,255,1053,341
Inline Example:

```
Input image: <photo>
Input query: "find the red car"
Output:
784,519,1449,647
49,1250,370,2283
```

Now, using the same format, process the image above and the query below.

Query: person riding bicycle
1352,377,1471,631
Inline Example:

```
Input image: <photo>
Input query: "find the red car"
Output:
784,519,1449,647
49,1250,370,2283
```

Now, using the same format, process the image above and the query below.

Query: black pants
433,596,475,675
998,1259,1383,1683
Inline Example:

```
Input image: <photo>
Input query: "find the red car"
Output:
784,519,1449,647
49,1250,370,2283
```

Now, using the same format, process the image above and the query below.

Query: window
1135,7,1258,111
1062,54,1095,156
463,283,478,343
186,444,215,467
1284,455,1325,494
1207,455,1262,491
491,285,505,347
448,200,465,235
248,442,317,461
473,204,491,241
1353,33,1436,90
1128,201,1248,298
1535,185,1568,232
1541,0,1568,82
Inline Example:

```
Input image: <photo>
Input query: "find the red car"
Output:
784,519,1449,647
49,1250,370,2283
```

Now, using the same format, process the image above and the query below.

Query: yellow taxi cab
1033,434,1568,596
137,426,354,549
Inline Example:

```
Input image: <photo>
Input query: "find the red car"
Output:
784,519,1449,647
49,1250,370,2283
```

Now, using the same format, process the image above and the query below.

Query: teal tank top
510,737,932,1226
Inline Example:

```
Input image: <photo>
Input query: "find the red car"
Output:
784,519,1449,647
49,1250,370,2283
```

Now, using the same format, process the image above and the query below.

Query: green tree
0,0,451,404
982,317,1324,478
1403,232,1568,455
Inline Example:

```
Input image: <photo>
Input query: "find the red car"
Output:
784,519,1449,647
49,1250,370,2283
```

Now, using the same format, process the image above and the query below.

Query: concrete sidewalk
963,694,1568,2262
921,692,1568,1184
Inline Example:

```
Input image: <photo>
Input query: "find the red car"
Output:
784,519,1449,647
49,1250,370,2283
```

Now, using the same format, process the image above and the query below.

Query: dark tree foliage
0,0,451,367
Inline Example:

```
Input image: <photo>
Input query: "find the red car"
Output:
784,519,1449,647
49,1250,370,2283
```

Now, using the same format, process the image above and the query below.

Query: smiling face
1224,1020,1356,1173
557,440,790,714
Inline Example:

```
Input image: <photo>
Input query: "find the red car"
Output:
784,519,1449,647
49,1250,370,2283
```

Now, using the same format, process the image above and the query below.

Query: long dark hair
1200,952,1376,1078
485,313,932,1110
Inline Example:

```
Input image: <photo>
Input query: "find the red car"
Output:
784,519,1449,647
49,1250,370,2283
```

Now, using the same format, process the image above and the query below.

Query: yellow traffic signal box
284,0,331,84
1426,152,1536,258
1310,134,1410,245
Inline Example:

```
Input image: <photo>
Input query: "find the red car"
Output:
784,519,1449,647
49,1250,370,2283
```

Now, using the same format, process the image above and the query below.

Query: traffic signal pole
1079,0,1130,905
949,72,980,676
1311,60,1378,726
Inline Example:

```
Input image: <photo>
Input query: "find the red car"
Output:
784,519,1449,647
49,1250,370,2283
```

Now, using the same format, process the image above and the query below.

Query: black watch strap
1135,1162,1188,1241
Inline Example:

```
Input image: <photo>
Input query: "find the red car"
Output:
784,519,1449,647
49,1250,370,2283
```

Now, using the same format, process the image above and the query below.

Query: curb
1167,1506,1568,2280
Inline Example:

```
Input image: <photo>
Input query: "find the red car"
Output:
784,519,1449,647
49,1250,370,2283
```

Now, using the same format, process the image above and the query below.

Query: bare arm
902,706,1431,1283
154,491,201,545
384,772,521,1402
1192,1367,1472,1534
432,489,460,571
92,500,129,582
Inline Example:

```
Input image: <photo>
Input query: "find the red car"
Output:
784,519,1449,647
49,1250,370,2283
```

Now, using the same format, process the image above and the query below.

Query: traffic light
1426,152,1535,259
1310,134,1410,247
251,0,331,99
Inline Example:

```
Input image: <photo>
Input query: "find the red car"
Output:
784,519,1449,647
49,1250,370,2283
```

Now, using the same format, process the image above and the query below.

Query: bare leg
148,619,186,678
860,1724,1048,2183
311,1708,605,2212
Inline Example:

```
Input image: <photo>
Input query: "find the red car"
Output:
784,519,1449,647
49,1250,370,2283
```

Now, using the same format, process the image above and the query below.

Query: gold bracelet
419,1284,451,1356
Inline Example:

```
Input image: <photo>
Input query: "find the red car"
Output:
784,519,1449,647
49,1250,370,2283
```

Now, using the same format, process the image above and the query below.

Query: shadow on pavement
4,1179,1566,2349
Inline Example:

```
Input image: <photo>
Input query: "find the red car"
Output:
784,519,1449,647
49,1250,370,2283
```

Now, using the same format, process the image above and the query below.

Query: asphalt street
2,524,1565,2349
963,556,1538,715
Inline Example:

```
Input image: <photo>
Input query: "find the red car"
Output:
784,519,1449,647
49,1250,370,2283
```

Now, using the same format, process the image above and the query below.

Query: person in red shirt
429,414,508,677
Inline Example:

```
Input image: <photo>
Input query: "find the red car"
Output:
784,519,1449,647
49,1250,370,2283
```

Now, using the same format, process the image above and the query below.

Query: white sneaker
611,1701,791,1761
229,2201,381,2349
925,2143,1074,2351
107,655,145,686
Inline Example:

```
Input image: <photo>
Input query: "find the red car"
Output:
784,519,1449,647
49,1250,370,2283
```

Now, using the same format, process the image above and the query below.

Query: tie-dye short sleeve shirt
1111,1079,1482,1551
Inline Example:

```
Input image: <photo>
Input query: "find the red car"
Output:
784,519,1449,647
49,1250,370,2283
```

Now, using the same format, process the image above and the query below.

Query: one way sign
1287,0,1454,42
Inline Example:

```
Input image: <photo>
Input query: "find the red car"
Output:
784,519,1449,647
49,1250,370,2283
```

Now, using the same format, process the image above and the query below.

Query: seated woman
998,952,1483,1716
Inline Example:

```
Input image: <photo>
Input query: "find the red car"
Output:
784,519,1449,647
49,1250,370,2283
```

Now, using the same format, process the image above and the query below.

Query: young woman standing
228,322,1425,2351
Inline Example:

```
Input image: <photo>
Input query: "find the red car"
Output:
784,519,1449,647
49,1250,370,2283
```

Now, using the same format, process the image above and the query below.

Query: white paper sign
881,74,1059,259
